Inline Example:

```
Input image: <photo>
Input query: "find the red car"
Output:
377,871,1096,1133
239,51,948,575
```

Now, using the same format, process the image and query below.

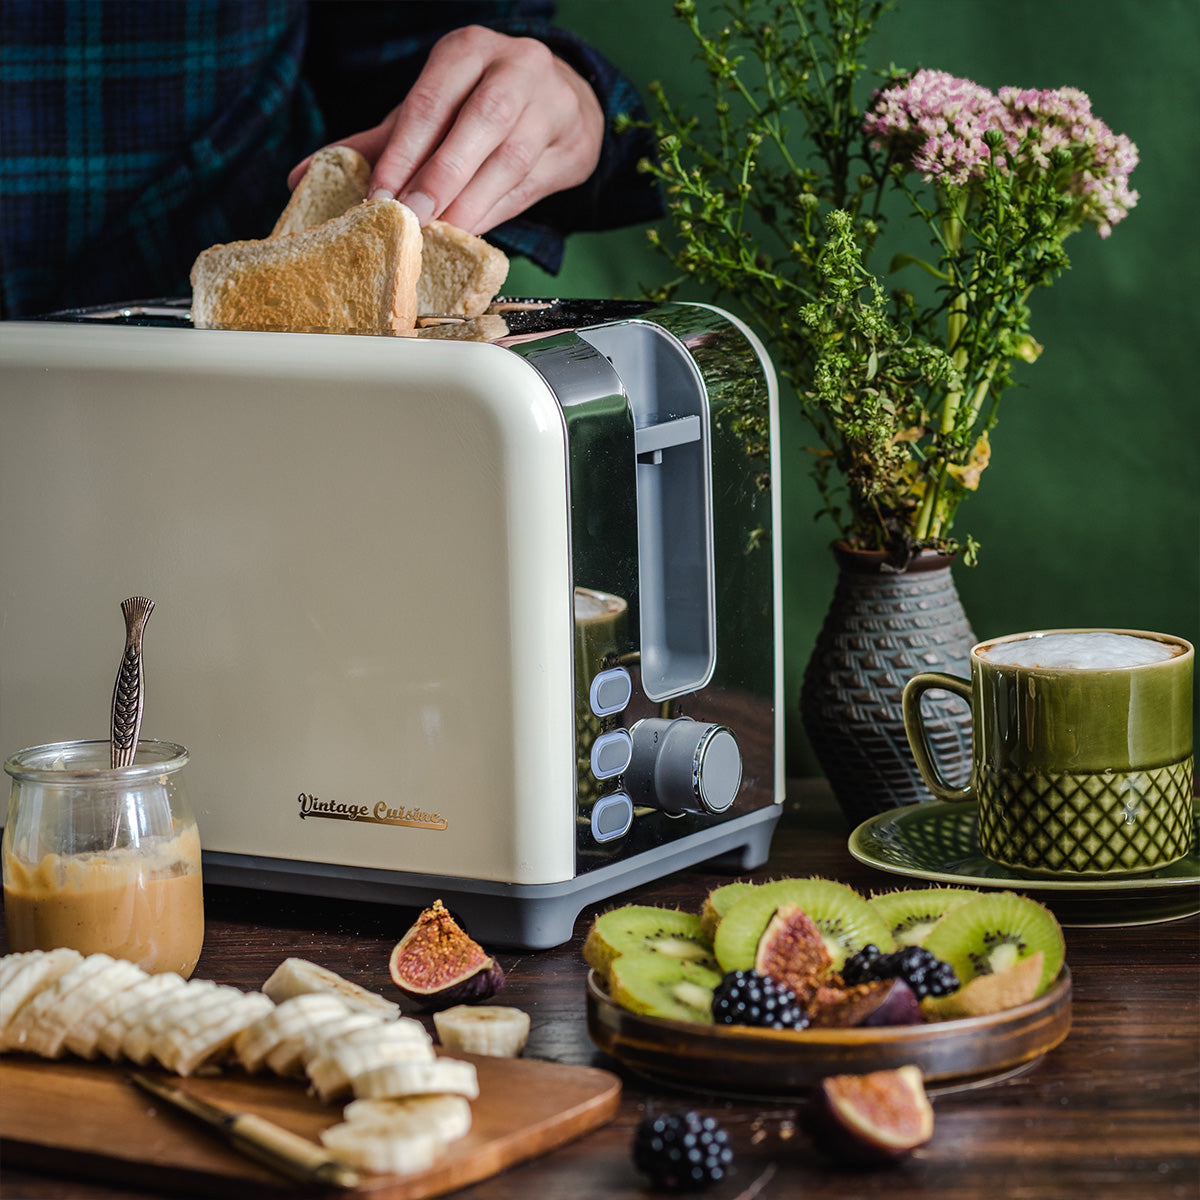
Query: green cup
903,628,1194,877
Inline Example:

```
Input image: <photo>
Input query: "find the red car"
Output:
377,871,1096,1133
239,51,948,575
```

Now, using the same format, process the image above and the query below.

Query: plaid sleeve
0,0,323,318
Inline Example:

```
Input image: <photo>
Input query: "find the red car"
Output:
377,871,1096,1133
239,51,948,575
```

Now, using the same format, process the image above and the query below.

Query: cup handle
902,672,974,803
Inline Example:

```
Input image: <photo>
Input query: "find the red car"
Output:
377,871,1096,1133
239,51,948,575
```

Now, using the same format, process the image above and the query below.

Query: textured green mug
903,628,1194,877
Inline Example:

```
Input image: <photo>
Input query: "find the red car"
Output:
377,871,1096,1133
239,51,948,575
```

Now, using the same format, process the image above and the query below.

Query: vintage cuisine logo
297,793,447,831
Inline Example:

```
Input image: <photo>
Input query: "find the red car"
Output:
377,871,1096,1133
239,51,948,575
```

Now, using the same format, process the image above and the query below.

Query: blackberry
632,1110,733,1192
711,969,809,1030
842,944,959,999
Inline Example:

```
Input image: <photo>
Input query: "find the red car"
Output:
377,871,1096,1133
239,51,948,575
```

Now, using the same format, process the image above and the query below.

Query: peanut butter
3,824,204,977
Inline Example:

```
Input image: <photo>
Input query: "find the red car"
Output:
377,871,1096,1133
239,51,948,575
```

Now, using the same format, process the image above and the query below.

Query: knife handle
229,1113,360,1189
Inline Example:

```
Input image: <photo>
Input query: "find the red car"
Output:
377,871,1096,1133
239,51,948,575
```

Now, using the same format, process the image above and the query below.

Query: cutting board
0,1050,621,1198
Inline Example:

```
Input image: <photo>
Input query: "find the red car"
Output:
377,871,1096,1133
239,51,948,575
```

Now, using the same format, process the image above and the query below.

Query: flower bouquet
640,0,1138,565
637,0,1140,818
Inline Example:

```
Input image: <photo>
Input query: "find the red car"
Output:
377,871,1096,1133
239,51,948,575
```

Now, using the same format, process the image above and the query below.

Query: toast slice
190,198,422,334
271,145,372,238
268,145,509,317
417,220,509,318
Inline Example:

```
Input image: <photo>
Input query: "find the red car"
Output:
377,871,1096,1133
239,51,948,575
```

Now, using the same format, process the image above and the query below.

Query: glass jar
2,740,204,976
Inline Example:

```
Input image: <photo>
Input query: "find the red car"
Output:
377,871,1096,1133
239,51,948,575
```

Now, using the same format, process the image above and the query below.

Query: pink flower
999,86,1139,236
864,73,1139,236
864,70,1011,185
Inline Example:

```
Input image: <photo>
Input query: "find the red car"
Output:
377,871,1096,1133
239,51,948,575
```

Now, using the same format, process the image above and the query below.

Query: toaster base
202,806,782,950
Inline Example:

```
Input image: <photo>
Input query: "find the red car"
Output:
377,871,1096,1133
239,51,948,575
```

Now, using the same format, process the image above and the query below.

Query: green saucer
848,800,1200,927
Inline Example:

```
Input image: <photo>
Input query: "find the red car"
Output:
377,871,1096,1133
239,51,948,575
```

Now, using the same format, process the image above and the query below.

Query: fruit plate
848,800,1200,927
585,967,1071,1099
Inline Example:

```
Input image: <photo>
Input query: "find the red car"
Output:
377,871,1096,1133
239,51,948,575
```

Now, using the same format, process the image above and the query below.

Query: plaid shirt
0,0,662,318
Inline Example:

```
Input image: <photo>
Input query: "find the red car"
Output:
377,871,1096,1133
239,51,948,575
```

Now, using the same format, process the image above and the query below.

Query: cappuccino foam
979,631,1179,670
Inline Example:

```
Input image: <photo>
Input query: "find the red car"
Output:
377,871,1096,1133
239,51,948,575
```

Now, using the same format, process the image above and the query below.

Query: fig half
810,1065,934,1164
388,899,505,1011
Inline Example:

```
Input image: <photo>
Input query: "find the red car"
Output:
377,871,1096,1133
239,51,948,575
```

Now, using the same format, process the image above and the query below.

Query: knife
128,1072,360,1190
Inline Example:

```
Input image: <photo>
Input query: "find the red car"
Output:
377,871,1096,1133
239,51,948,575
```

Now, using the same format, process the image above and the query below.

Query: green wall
507,0,1200,776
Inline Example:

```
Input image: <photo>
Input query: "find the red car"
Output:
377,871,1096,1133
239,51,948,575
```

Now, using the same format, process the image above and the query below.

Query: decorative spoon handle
110,596,155,768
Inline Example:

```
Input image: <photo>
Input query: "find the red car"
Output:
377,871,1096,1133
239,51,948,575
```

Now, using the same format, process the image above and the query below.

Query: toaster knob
626,717,742,816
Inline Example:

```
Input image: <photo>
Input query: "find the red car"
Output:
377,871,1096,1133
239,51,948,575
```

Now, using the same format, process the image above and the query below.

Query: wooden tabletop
3,781,1198,1200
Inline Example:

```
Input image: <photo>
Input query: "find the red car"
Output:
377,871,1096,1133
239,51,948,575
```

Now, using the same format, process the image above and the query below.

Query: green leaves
642,0,1115,560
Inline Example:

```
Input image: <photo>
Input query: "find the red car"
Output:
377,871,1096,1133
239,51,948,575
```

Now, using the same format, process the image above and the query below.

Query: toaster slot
578,321,716,702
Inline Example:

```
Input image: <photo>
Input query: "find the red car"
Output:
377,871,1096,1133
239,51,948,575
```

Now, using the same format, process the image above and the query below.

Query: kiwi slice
869,887,980,947
713,877,894,972
583,905,715,982
922,891,1065,997
608,951,721,1023
698,881,758,943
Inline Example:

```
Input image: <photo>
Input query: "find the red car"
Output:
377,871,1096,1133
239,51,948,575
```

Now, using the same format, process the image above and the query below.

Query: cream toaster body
0,300,783,947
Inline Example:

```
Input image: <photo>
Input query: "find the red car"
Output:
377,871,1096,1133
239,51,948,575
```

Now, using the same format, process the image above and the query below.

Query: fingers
364,26,604,234
439,58,604,233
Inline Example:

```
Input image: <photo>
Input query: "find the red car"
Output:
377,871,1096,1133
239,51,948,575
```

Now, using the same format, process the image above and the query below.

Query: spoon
110,596,155,768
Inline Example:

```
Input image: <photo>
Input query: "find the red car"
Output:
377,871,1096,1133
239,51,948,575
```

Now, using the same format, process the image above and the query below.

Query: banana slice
343,1094,472,1143
145,984,254,1070
263,958,400,1020
264,999,392,1077
123,979,223,1065
0,951,40,999
94,972,187,1060
322,1017,432,1055
60,958,149,1058
306,1030,435,1104
350,1057,479,1102
235,993,354,1073
0,949,84,1047
433,1005,530,1057
158,991,276,1076
319,1120,444,1176
293,1011,383,1063
5,954,119,1057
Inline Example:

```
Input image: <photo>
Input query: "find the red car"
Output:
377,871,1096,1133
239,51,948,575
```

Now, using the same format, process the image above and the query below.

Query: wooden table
3,781,1198,1200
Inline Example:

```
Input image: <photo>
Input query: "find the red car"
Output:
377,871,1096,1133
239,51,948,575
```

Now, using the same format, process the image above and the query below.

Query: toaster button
591,729,633,779
591,792,634,842
589,667,632,717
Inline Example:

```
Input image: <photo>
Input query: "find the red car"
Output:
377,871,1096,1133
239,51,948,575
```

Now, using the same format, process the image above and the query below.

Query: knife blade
128,1072,360,1190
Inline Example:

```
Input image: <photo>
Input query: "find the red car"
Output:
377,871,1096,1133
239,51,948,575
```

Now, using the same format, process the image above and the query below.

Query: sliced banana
264,1000,395,1077
94,972,187,1060
235,993,354,1073
0,951,39,1000
263,958,400,1020
350,1057,479,1102
158,992,276,1076
293,1011,383,1062
306,1031,435,1104
145,984,255,1069
343,1094,472,1143
319,1120,445,1176
59,957,149,1058
433,1005,530,1057
123,979,223,1065
5,954,119,1057
0,949,84,1047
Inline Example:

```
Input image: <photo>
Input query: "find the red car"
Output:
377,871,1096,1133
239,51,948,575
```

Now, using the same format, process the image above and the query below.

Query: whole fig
389,899,505,1011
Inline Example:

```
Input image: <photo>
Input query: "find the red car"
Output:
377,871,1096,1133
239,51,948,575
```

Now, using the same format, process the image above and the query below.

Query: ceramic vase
800,542,975,828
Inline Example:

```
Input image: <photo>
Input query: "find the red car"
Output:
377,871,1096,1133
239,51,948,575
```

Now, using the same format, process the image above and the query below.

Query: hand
291,25,604,235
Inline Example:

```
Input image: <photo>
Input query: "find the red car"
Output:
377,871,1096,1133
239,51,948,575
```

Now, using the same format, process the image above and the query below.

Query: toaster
0,299,783,948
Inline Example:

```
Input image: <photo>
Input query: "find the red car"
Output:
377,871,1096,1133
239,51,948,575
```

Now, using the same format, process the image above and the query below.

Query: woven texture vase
800,543,975,828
